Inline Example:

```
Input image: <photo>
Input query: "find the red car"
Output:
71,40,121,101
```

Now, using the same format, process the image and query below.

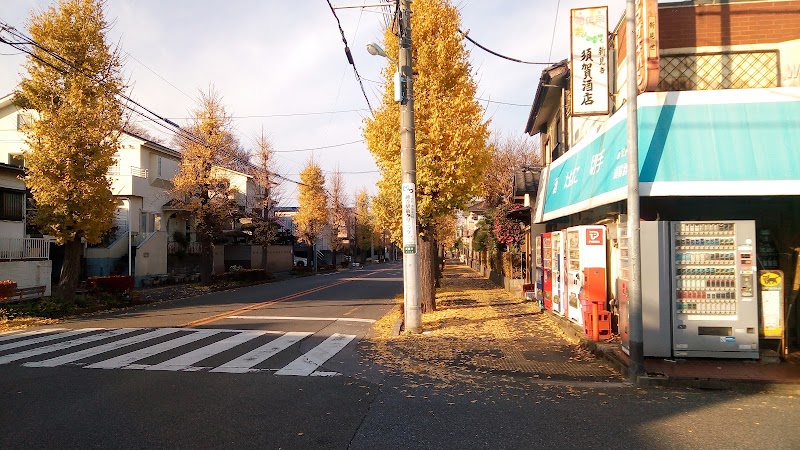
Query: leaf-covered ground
361,262,622,391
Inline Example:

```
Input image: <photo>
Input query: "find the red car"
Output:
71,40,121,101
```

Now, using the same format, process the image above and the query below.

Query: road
1,262,799,449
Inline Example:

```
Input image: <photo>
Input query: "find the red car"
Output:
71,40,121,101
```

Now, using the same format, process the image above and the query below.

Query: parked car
293,255,307,267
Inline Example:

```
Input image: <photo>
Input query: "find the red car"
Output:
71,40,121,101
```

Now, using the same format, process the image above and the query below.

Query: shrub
0,280,17,300
87,275,134,294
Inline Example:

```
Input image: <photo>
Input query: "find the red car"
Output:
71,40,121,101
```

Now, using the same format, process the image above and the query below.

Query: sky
0,0,631,206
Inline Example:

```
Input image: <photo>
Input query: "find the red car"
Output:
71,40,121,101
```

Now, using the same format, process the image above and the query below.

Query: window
157,156,163,177
0,189,24,221
16,112,33,131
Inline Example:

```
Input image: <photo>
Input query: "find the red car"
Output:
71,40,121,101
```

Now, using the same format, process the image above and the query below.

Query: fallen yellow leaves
361,263,620,390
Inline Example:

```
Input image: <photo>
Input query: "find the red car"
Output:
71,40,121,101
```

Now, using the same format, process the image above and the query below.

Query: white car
293,256,307,267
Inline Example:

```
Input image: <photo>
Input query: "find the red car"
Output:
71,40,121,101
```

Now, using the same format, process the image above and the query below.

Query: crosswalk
0,328,356,376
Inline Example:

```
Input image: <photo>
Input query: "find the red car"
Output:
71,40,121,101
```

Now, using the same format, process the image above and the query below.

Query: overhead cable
458,28,555,65
324,0,374,115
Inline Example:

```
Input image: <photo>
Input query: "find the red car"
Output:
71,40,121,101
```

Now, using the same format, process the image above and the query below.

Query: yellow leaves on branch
294,160,328,246
18,0,124,245
172,89,241,240
363,0,490,238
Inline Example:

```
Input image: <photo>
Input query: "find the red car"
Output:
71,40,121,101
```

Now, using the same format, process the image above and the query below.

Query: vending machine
534,234,544,306
551,231,565,316
565,226,607,325
671,220,759,358
619,221,672,357
542,233,553,311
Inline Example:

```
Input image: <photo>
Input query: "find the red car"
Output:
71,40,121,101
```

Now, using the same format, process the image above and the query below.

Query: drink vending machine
671,220,759,358
534,234,543,306
542,233,553,311
551,231,565,316
565,226,608,326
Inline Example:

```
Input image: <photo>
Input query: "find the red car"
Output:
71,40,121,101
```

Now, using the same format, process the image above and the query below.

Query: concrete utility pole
399,0,422,333
625,0,645,382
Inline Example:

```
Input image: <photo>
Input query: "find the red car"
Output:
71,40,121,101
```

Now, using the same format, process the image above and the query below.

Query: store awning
534,88,800,223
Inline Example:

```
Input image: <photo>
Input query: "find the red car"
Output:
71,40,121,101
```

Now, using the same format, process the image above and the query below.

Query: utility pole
399,0,422,333
625,0,645,382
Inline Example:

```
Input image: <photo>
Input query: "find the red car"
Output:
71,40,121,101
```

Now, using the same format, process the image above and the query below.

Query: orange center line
180,270,378,328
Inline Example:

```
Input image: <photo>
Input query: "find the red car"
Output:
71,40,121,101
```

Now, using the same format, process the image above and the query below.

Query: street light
365,0,421,333
366,41,395,63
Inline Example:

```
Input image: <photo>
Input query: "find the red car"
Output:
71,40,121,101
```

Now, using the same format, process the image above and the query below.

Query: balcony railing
107,166,149,178
0,238,50,261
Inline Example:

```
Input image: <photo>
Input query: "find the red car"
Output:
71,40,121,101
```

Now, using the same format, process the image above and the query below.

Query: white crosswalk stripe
210,331,311,374
0,328,355,376
275,333,356,376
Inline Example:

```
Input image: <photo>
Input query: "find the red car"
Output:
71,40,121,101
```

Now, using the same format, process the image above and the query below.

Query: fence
0,238,50,261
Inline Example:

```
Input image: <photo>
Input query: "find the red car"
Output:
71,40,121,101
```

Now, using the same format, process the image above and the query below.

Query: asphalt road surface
1,263,799,449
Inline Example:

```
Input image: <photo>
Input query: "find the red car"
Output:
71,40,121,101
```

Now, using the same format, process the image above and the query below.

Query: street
1,264,799,449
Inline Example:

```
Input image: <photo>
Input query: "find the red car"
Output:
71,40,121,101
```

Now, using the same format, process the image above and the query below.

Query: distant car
351,262,362,269
293,256,307,267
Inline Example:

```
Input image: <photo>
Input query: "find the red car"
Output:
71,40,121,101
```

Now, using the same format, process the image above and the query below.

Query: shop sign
570,7,609,116
540,93,800,222
636,0,660,93
758,270,784,339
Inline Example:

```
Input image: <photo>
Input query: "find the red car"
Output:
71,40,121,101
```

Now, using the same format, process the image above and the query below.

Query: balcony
107,165,150,197
0,238,50,261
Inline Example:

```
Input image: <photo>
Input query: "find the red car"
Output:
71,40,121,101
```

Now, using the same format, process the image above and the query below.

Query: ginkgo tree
16,0,124,298
171,89,241,284
364,0,490,312
294,159,328,272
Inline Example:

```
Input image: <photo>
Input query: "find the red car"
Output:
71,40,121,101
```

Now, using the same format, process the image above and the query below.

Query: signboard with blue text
538,88,800,222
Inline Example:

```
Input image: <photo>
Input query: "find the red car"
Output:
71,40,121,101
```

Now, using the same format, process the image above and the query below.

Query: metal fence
657,50,779,91
0,238,50,261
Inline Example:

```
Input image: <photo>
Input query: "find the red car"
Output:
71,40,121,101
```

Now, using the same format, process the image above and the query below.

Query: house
1,92,280,285
525,0,800,356
0,162,52,294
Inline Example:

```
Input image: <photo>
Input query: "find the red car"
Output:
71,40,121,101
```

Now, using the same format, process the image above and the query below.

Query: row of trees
15,0,284,297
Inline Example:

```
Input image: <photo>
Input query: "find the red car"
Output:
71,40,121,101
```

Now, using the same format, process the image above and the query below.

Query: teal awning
536,88,800,222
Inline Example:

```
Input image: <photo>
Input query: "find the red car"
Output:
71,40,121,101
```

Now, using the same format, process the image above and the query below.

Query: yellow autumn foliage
17,0,124,246
364,0,491,243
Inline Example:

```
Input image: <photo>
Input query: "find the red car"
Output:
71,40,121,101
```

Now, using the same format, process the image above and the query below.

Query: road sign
401,183,417,253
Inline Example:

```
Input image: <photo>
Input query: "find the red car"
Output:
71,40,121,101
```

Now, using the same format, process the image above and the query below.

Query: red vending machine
542,232,553,311
534,234,544,306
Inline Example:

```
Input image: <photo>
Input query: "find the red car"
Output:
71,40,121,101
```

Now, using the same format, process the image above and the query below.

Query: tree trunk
200,237,213,285
419,225,436,312
433,238,441,288
261,244,269,273
58,237,83,301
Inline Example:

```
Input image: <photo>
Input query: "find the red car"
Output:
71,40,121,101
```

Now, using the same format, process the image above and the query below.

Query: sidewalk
367,262,800,394
547,313,800,394
365,263,623,388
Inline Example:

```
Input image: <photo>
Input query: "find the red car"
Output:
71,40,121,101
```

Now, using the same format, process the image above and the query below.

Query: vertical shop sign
758,270,784,339
570,7,609,116
636,0,660,93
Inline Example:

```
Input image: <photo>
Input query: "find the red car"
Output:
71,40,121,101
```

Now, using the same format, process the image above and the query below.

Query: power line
272,139,365,153
0,22,309,189
123,50,194,101
324,0,374,115
458,28,555,65
151,108,369,120
548,0,561,62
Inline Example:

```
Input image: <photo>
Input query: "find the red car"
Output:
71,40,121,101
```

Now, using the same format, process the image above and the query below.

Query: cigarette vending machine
542,233,553,311
534,234,543,306
551,231,565,316
671,220,759,358
565,226,607,325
